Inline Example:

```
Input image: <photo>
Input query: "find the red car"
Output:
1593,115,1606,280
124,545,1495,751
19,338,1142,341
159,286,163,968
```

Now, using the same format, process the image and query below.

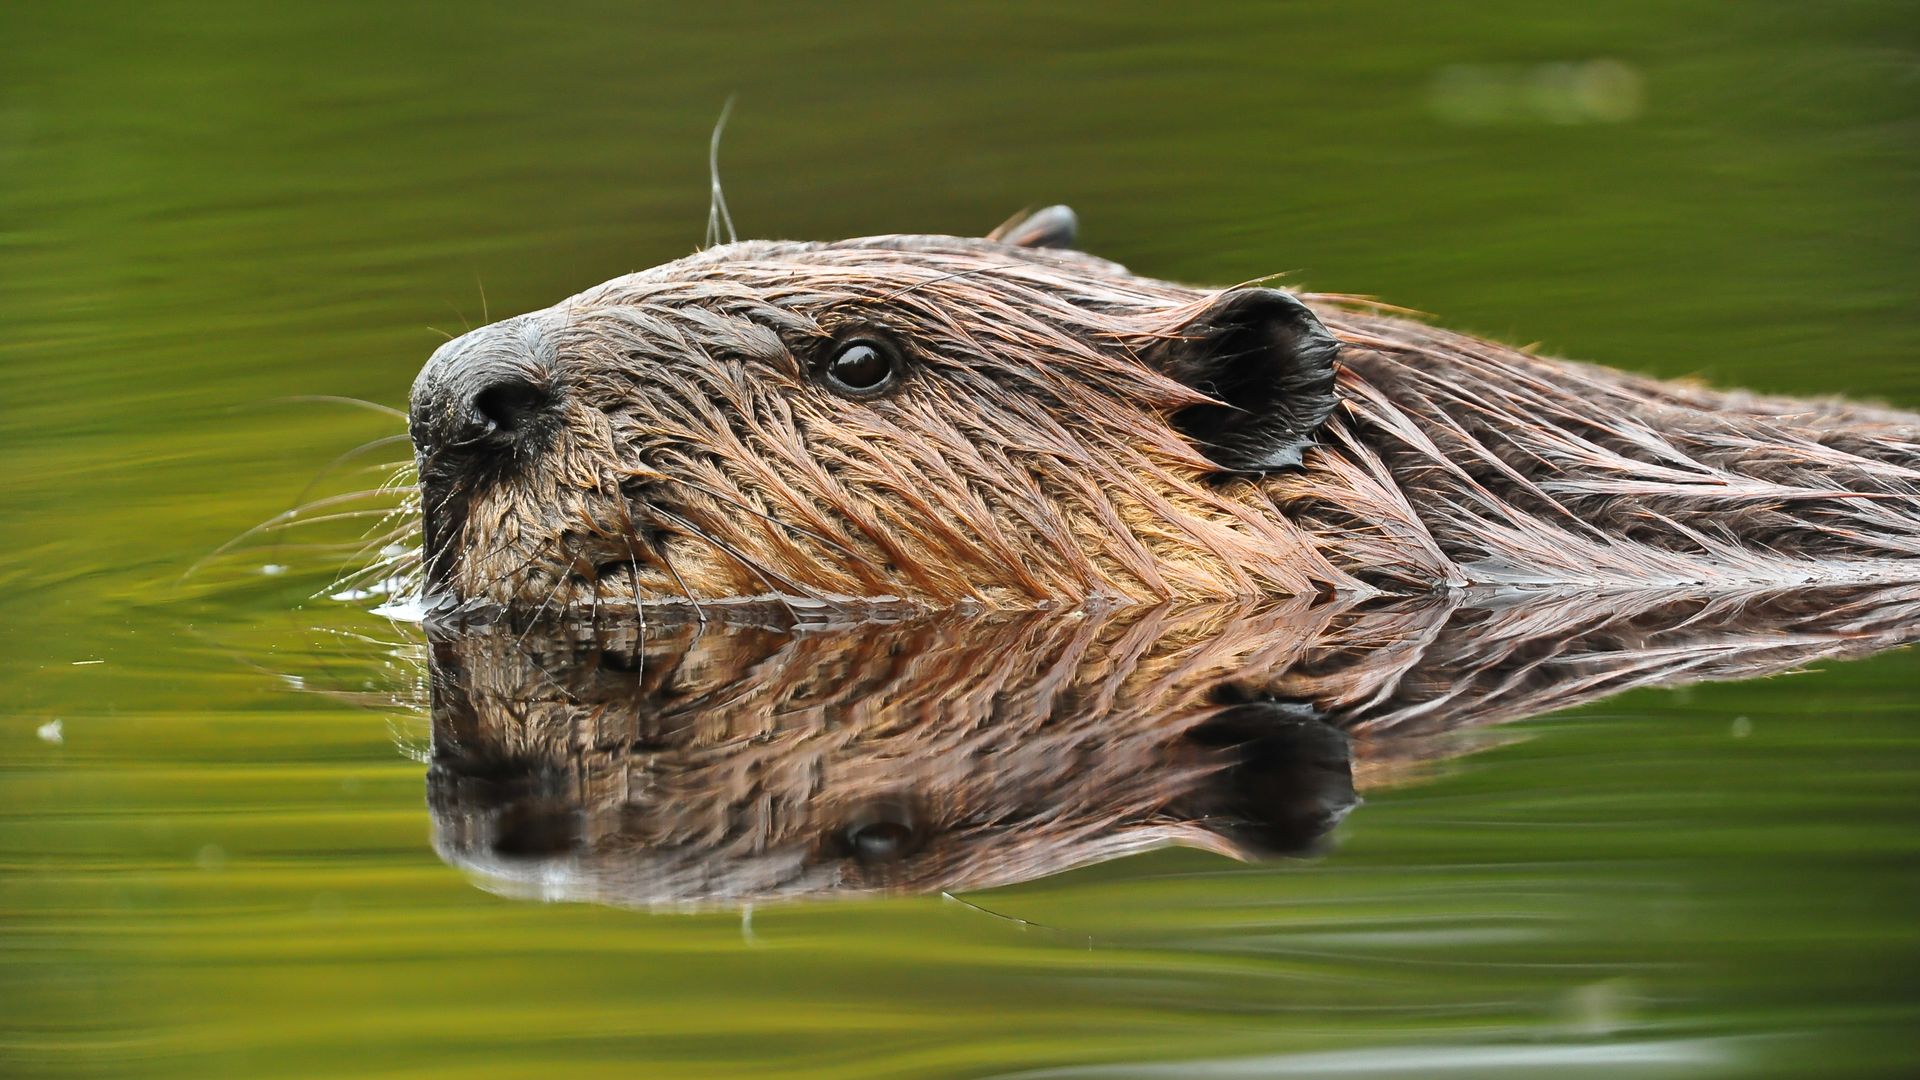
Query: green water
3,2,1917,1077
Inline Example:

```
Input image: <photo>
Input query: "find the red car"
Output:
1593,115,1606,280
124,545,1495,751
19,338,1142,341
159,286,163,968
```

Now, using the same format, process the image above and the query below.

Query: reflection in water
423,586,1919,909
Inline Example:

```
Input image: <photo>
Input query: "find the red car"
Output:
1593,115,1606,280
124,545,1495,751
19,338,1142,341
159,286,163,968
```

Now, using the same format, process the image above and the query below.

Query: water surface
3,3,1917,1077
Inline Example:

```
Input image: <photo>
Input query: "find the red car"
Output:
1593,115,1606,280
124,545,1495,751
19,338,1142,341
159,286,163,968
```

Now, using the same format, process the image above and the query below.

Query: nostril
490,800,582,859
469,376,549,441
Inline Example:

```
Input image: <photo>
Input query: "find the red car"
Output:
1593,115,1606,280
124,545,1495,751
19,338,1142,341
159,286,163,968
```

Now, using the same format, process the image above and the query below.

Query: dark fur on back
1293,310,1920,591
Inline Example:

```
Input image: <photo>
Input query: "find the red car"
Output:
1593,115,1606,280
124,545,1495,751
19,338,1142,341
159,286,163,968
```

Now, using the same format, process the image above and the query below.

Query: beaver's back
1280,303,1920,592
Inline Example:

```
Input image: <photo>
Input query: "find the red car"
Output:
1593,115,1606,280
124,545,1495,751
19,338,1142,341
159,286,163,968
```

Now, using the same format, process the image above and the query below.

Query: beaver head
409,206,1920,613
408,207,1355,612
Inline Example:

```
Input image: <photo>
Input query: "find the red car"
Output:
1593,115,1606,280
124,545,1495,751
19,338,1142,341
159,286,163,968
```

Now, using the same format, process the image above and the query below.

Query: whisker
294,434,413,511
263,395,407,421
517,573,565,645
461,548,548,601
651,507,806,620
330,520,420,575
261,508,409,532
589,561,603,627
324,550,419,598
655,541,707,625
185,489,414,581
627,544,648,689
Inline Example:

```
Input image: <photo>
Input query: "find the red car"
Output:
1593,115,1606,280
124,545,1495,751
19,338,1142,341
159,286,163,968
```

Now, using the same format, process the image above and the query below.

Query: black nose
410,340,553,457
489,799,583,859
466,375,548,445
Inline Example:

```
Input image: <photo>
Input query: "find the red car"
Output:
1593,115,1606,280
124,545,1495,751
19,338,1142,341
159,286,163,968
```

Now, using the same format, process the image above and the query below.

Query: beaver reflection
424,586,1920,909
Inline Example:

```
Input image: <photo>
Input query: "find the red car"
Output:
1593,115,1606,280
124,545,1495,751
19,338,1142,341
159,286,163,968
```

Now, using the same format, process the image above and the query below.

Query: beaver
407,206,1920,612
423,585,1920,908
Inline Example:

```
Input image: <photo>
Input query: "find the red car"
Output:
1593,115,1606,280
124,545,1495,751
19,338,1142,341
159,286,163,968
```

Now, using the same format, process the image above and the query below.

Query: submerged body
407,207,1920,611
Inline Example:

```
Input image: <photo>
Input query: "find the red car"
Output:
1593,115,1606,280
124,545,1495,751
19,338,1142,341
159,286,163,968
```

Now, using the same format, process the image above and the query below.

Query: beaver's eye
831,798,924,864
844,820,915,863
823,339,898,395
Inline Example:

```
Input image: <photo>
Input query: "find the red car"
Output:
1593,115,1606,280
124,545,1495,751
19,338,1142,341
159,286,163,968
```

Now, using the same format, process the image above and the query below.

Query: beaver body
407,207,1920,612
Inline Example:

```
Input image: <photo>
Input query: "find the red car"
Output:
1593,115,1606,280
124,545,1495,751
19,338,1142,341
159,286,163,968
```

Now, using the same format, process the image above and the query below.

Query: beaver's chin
413,465,714,616
429,530,893,621
437,547,693,617
425,528,939,623
414,509,685,617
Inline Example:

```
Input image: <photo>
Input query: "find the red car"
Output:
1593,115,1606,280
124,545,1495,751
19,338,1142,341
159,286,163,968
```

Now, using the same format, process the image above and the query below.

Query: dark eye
832,798,924,864
844,820,916,863
823,338,898,395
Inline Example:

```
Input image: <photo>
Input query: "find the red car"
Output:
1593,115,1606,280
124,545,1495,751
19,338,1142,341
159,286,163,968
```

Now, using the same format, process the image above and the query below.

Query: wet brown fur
409,226,1920,611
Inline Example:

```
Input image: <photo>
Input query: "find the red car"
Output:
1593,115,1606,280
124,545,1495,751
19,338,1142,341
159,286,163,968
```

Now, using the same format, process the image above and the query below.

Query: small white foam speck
371,596,428,622
36,719,63,745
260,563,288,576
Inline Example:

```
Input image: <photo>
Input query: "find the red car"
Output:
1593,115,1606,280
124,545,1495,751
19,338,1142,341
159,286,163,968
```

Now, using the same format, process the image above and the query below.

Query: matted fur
408,228,1920,612
426,585,1920,908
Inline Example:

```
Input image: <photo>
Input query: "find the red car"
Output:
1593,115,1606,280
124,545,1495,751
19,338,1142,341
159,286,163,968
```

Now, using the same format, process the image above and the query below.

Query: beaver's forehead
565,235,1182,313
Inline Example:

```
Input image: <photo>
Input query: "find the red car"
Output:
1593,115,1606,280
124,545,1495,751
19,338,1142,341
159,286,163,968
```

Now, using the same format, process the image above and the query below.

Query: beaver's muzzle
408,321,560,596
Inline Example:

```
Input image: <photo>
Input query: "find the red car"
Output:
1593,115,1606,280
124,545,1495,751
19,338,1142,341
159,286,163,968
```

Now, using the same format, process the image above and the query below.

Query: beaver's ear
1153,288,1341,473
1180,700,1358,859
986,205,1078,249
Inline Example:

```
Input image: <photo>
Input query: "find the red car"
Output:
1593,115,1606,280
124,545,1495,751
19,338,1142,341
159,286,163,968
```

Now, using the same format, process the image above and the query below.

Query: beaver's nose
410,334,554,457
461,374,548,447
489,799,583,859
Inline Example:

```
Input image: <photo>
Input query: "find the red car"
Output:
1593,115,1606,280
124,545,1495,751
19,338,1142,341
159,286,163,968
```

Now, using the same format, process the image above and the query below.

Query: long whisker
327,497,421,574
324,549,419,598
265,395,407,421
588,560,602,627
331,516,420,572
517,573,564,645
461,547,549,601
258,508,407,532
272,485,413,519
293,434,414,509
185,488,415,581
655,540,707,625
651,507,806,620
601,496,704,624
627,543,648,689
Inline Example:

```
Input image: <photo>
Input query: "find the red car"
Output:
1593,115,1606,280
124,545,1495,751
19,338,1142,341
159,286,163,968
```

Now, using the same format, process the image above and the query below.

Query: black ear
1152,288,1341,472
986,205,1078,250
1182,700,1358,859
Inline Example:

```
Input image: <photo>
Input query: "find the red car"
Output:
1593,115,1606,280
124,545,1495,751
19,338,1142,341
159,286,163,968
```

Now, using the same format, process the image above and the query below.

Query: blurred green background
2,2,1916,1077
